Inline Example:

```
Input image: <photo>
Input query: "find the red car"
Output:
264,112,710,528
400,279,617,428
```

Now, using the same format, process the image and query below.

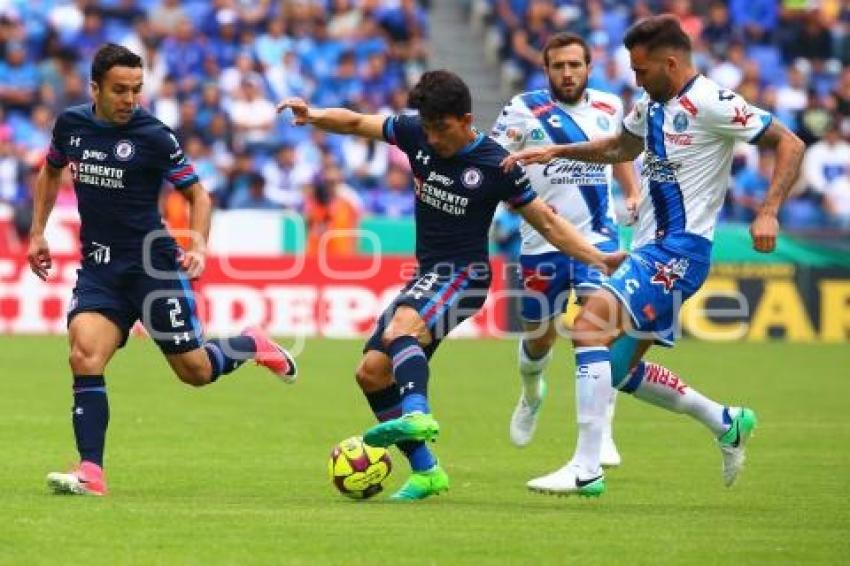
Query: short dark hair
623,15,692,54
91,43,143,85
408,70,472,121
542,32,591,67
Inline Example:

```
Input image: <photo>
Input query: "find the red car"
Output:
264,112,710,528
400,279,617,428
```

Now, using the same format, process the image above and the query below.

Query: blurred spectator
227,79,277,152
822,174,850,230
220,51,264,101
731,150,775,222
0,135,24,206
803,122,850,195
367,164,414,217
75,7,109,63
341,135,389,190
0,41,39,113
152,76,180,129
184,136,225,204
161,18,206,94
255,16,291,70
261,143,316,210
304,165,362,257
149,0,187,37
702,2,735,59
229,172,279,210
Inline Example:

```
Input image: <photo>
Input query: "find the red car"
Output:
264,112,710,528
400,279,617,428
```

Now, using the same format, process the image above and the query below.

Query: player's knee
524,332,555,357
354,358,390,392
572,310,607,348
68,344,107,374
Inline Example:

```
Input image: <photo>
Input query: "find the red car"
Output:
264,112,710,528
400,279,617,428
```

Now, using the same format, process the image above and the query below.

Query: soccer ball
328,436,392,499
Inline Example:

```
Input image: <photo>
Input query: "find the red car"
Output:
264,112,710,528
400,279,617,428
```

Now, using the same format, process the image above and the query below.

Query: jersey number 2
167,298,186,328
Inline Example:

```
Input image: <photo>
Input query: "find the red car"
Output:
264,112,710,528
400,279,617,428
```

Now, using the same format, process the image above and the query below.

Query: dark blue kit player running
27,44,296,496
277,69,626,500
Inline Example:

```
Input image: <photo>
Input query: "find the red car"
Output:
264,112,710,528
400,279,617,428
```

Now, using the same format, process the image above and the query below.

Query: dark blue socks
72,375,109,467
203,336,258,381
386,336,430,415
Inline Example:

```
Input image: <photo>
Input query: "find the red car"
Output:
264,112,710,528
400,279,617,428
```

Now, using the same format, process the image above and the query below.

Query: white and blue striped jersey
492,88,624,254
622,74,772,262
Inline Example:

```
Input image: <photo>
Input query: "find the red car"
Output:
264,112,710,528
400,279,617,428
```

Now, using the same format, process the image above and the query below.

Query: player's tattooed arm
178,182,212,279
276,97,386,140
27,163,63,280
518,197,627,274
751,120,805,252
501,128,644,171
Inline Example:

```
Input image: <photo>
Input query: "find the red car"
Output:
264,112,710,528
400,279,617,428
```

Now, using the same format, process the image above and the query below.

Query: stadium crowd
481,0,850,231
0,0,848,254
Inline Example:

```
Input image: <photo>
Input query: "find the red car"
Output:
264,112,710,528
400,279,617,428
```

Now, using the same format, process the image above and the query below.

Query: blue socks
387,336,430,415
203,336,257,381
72,375,109,467
365,384,436,472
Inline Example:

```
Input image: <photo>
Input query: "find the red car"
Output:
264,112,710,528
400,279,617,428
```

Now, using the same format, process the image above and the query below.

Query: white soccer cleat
526,462,605,497
600,435,622,468
509,379,546,447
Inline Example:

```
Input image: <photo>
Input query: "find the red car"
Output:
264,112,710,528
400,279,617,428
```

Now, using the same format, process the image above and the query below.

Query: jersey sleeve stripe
382,116,397,145
166,164,199,187
748,114,773,144
46,144,68,168
507,188,536,208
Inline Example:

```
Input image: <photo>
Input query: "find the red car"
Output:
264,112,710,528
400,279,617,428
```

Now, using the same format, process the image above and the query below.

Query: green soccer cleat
364,411,440,448
718,407,758,487
390,464,449,501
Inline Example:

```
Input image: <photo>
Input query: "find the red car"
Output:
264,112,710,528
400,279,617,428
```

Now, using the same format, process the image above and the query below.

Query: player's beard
549,75,588,105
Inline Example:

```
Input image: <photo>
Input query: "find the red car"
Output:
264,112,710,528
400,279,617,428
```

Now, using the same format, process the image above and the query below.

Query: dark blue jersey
47,104,199,257
383,114,536,269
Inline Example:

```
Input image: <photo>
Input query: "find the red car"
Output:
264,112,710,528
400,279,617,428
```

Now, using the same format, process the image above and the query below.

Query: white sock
517,339,551,404
603,388,617,440
623,361,729,436
572,346,613,474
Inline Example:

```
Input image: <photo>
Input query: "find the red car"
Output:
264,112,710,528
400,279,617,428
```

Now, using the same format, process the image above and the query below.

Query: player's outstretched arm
751,120,805,253
178,182,212,279
27,164,63,280
518,197,627,274
501,129,644,171
276,97,386,140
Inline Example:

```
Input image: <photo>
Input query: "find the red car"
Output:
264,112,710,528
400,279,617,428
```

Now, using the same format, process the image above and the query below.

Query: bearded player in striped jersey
502,16,804,497
492,32,640,465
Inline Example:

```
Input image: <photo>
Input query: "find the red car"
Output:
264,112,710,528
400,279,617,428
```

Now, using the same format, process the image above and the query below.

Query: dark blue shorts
67,247,204,354
363,263,491,359
519,240,618,322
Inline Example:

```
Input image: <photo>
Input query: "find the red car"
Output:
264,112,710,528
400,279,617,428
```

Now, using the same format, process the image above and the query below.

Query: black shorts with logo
363,263,492,359
67,245,203,354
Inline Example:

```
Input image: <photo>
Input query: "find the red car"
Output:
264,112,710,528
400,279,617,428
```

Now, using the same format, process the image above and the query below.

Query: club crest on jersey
650,258,689,293
461,167,483,189
113,140,135,161
530,128,545,141
673,111,689,132
596,116,610,131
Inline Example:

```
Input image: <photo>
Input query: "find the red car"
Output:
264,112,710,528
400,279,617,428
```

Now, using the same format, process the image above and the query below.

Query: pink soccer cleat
242,327,298,383
47,461,108,496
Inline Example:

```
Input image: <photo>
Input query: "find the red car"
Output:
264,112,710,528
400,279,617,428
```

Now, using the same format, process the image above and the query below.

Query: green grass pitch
1,336,848,565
